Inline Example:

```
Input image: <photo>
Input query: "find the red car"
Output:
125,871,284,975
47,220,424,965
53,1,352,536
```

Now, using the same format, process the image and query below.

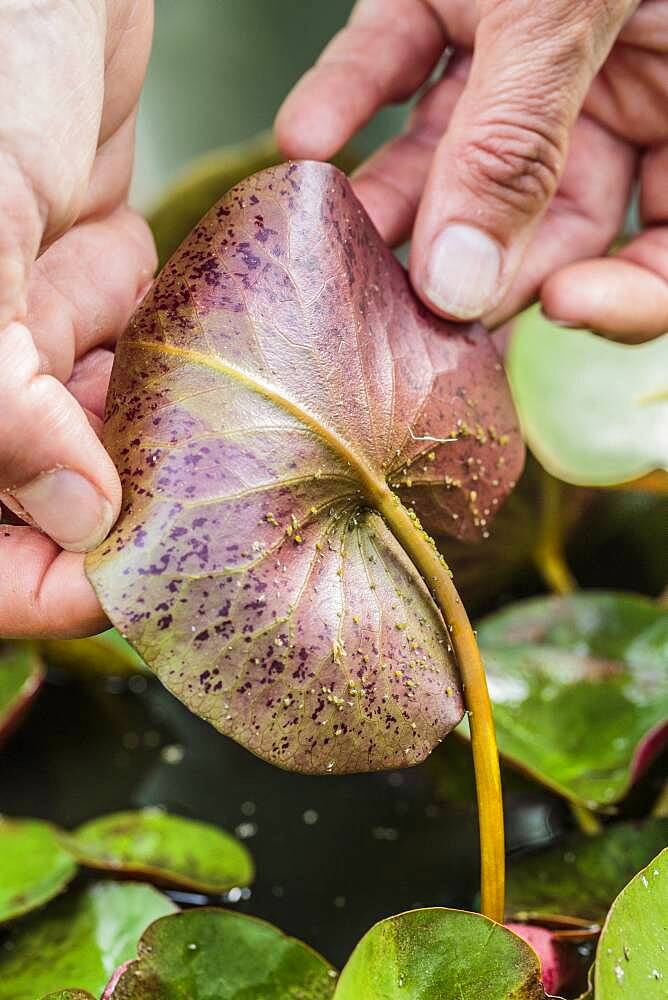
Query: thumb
410,0,635,321
0,323,120,552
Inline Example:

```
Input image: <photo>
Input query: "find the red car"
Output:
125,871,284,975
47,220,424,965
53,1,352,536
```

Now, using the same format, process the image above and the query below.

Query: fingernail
12,469,114,552
424,224,502,319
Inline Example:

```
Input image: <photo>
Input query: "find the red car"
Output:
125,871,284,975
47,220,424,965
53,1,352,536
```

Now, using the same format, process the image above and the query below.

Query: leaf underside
87,160,523,774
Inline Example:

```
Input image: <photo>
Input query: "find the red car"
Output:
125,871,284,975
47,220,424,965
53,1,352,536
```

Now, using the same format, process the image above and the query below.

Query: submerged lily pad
334,908,549,999
475,592,668,808
593,847,668,998
40,629,148,678
0,817,77,924
508,305,668,486
0,644,44,743
66,809,253,892
507,819,668,922
87,160,523,774
105,908,337,998
0,882,176,1000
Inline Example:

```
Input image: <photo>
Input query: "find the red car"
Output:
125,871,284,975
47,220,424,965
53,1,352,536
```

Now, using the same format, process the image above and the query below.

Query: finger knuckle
459,121,563,216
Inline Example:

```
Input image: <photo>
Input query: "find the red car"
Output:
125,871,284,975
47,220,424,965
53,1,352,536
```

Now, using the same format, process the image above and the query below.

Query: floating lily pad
66,809,253,892
104,908,337,998
0,882,176,1000
0,817,77,924
334,908,549,999
86,160,523,774
0,644,44,743
508,305,668,486
507,819,668,922
40,629,148,678
592,847,668,998
474,592,668,808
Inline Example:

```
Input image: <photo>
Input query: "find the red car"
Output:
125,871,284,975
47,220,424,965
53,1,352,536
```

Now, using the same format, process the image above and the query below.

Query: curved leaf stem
373,491,505,924
129,341,506,920
570,801,603,836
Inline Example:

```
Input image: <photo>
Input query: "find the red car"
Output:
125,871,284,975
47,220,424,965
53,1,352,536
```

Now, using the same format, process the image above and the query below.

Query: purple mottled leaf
87,161,523,773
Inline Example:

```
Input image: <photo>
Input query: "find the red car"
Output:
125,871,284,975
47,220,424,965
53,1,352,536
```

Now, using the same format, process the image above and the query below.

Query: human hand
276,0,668,342
0,0,155,638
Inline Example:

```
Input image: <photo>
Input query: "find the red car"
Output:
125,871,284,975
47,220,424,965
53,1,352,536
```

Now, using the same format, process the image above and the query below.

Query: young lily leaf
475,592,668,808
334,908,550,999
86,160,523,774
592,847,668,998
40,629,148,678
0,817,77,924
65,808,253,892
0,882,176,1000
506,818,668,922
508,305,668,486
104,908,337,998
0,643,44,743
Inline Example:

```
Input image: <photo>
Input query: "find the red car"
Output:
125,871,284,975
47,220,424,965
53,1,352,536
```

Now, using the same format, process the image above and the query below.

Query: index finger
275,0,446,160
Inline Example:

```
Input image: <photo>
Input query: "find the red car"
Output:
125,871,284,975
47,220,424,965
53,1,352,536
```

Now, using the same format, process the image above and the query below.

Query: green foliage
334,908,547,999
592,847,668,998
506,819,668,921
0,643,43,740
0,882,176,1000
0,817,77,925
508,305,668,486
65,809,253,893
474,592,668,807
105,909,337,999
40,629,148,678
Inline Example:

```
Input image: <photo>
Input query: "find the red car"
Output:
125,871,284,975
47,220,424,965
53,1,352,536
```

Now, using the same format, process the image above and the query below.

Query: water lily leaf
40,629,148,678
592,847,668,998
508,305,668,486
506,819,668,922
65,808,253,892
0,882,177,1000
475,592,668,808
0,644,44,743
334,908,550,999
0,817,77,924
148,131,359,267
104,908,337,998
86,160,523,774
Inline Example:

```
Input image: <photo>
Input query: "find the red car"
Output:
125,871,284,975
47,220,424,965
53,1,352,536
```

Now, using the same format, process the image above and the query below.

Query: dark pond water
0,670,569,966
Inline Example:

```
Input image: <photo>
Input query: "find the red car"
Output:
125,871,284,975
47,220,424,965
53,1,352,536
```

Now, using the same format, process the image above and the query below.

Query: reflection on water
0,670,567,964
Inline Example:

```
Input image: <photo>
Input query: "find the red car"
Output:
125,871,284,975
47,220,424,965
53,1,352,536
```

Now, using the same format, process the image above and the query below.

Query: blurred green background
132,0,406,208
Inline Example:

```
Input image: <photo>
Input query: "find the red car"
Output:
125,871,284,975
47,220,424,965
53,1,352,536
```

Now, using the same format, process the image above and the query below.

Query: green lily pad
507,819,668,922
475,592,668,808
0,817,77,924
40,629,148,678
0,882,176,1000
334,908,549,999
65,809,253,893
104,908,338,998
593,847,668,998
508,305,668,486
0,644,44,742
